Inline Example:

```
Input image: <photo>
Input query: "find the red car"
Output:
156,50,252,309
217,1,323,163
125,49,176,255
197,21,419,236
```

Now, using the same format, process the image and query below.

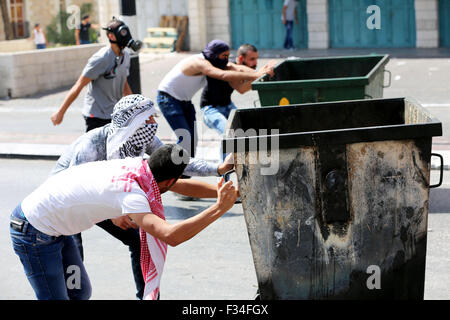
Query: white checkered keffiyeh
107,94,157,159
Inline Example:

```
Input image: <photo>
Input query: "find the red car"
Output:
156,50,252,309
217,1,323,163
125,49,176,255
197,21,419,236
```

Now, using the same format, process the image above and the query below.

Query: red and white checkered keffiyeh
132,159,167,300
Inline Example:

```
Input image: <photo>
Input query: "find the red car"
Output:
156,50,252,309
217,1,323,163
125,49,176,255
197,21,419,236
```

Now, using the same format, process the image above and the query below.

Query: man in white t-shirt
9,144,238,300
157,39,275,158
30,23,47,49
282,0,299,50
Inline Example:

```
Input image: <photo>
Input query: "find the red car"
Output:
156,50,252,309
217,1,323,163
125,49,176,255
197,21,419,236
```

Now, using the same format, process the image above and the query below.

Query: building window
10,0,28,38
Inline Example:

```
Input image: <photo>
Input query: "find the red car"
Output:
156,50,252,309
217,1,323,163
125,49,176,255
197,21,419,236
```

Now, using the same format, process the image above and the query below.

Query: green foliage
46,11,75,45
46,3,98,46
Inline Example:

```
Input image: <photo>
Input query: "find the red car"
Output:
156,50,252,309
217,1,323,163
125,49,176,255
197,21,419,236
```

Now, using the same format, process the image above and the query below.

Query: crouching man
9,144,237,300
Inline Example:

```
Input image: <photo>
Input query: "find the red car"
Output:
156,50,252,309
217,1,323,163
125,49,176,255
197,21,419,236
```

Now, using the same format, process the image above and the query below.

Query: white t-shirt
21,158,151,236
33,29,46,45
281,0,298,21
157,54,207,101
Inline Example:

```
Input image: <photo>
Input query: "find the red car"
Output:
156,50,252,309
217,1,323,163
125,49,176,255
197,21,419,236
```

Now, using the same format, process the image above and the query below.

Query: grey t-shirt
82,47,130,119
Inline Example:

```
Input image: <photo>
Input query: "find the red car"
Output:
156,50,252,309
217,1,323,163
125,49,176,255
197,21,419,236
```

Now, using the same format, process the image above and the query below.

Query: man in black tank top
200,44,260,160
76,15,99,45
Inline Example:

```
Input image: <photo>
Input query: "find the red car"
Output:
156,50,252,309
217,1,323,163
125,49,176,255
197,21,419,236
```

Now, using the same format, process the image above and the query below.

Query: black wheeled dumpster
252,55,390,106
222,98,443,299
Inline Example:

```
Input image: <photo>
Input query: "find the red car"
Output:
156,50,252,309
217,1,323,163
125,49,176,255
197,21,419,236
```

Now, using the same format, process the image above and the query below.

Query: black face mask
203,52,228,70
103,21,142,52
211,57,229,69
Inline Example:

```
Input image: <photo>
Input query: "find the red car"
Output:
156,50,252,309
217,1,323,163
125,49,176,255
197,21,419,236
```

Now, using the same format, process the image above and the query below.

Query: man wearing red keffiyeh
128,144,238,300
10,144,238,300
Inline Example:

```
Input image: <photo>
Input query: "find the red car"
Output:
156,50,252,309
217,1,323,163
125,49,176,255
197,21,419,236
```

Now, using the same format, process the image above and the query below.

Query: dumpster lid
222,97,442,153
252,54,390,89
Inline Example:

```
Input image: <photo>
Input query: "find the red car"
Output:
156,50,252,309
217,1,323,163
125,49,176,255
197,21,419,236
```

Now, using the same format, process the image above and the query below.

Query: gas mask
103,20,142,52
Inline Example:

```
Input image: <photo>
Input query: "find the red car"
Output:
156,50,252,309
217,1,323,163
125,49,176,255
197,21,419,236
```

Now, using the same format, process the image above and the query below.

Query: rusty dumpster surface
222,98,442,299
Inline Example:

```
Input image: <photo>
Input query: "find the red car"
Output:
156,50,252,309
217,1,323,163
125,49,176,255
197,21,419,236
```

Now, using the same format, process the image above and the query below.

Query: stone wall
0,8,5,41
205,0,230,45
0,43,104,98
0,39,35,53
415,0,439,48
307,0,329,49
188,0,231,51
97,0,120,44
25,0,60,35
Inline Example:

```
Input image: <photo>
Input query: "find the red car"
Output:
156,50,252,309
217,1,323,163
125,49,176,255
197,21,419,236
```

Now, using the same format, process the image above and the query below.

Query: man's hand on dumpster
216,177,238,213
259,60,278,78
217,153,234,176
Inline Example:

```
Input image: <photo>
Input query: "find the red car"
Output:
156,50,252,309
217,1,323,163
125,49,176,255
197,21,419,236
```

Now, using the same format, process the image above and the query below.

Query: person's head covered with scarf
107,94,158,159
202,39,230,70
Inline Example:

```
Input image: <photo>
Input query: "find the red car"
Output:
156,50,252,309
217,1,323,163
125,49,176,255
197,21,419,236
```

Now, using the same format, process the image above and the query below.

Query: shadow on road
164,204,243,220
429,188,450,214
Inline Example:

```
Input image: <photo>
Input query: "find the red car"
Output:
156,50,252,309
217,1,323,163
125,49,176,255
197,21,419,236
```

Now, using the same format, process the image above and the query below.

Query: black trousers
84,116,111,133
72,220,144,300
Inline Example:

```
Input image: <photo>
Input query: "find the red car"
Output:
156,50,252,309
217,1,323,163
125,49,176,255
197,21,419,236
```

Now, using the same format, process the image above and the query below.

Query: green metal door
230,0,308,49
329,0,416,48
439,0,450,47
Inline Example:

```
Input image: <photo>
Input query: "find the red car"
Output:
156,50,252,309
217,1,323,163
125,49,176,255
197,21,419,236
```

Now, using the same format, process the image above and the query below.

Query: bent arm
229,78,252,94
51,75,91,125
170,179,218,198
198,59,262,82
129,180,236,247
227,63,255,94
129,203,224,247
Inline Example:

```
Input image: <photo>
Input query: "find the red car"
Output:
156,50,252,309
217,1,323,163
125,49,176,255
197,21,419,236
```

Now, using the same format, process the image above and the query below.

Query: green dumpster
223,97,443,299
252,55,390,106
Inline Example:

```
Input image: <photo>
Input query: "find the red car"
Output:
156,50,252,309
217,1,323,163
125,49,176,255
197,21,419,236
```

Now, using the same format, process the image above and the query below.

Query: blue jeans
201,103,237,161
80,39,91,45
10,204,92,300
284,20,294,49
201,103,237,135
36,43,46,50
157,90,197,157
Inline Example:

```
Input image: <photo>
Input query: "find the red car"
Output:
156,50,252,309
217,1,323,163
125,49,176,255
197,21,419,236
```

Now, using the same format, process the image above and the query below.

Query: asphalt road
1,51,450,300
1,159,450,300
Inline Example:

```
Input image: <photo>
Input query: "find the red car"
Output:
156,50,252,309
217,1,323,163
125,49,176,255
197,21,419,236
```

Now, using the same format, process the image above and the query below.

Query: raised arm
190,58,274,82
228,60,278,94
170,179,218,198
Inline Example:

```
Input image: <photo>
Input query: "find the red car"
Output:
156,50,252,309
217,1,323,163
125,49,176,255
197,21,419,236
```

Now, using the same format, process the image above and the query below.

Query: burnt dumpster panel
225,98,442,299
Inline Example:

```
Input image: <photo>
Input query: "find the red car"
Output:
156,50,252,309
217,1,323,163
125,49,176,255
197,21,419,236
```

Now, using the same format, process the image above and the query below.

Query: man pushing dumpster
50,94,235,299
10,144,239,300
